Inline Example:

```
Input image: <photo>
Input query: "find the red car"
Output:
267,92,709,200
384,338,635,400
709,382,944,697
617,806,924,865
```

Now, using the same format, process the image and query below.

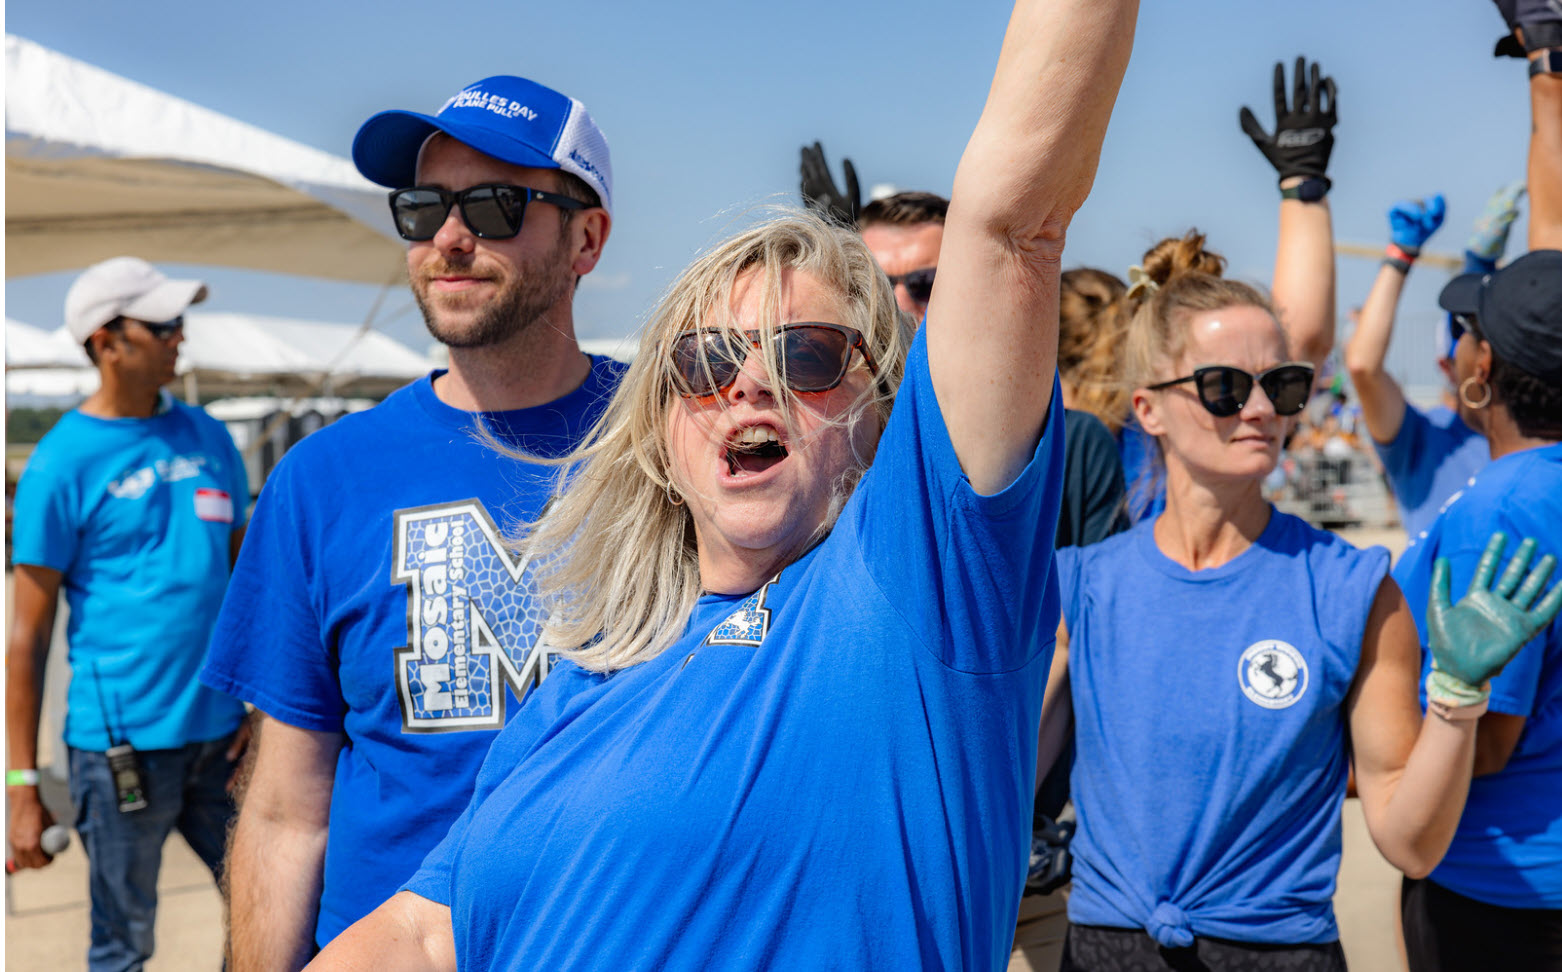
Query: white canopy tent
5,312,433,401
4,34,405,284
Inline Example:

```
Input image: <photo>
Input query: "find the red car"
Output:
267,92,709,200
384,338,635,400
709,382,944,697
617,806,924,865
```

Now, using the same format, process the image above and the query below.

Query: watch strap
1281,177,1331,202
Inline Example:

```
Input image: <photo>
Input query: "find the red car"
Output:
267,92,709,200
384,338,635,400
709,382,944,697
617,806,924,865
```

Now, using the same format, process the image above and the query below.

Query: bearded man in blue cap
201,75,623,969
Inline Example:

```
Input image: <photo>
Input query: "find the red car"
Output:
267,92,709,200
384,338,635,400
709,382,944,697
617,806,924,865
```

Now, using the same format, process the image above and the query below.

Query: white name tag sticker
194,488,234,524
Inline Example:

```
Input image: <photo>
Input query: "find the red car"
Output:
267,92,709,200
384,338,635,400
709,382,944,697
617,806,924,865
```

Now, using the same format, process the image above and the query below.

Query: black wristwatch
1281,177,1331,203
1531,48,1562,79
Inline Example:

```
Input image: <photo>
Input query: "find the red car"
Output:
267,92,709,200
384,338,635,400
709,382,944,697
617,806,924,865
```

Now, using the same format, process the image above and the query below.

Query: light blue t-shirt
1373,403,1488,540
200,361,623,947
1393,442,1562,909
12,395,250,751
1057,512,1389,947
405,328,1066,971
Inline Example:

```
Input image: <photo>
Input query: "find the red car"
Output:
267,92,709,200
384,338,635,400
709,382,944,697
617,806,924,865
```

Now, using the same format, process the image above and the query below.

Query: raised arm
227,713,344,971
928,0,1139,494
1530,67,1562,248
1343,195,1446,444
1241,58,1340,373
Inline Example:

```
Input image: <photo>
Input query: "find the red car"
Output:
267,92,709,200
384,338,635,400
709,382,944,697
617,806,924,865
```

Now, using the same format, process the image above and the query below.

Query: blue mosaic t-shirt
201,359,623,945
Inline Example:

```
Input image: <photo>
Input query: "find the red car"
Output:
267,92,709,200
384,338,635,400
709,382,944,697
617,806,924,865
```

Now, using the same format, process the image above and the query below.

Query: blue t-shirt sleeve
1422,503,1544,717
200,449,345,731
1374,405,1457,513
850,326,1065,674
11,442,79,573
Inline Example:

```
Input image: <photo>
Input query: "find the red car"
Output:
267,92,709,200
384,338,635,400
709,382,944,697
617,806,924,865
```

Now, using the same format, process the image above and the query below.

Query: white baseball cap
64,257,208,344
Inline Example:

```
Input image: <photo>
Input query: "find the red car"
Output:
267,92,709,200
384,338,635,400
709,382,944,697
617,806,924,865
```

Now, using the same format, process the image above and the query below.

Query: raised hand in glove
1467,181,1526,262
799,141,860,227
1427,532,1562,708
1239,58,1338,189
1388,195,1446,251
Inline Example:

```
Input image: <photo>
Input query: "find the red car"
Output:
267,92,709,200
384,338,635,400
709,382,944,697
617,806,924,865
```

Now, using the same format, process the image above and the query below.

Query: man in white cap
200,73,620,968
6,257,251,971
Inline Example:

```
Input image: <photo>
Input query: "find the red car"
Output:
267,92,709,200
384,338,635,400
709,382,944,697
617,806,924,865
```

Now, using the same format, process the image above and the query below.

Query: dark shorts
1060,923,1347,972
1401,876,1562,972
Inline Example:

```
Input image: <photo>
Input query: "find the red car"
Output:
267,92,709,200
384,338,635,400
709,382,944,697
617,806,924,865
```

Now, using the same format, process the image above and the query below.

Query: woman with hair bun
1037,233,1561,971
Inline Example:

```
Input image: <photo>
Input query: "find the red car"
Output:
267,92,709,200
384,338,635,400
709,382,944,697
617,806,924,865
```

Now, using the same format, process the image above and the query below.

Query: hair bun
1139,230,1226,288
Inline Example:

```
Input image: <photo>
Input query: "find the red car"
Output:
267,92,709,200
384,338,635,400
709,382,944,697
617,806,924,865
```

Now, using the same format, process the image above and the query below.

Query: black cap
1438,250,1562,383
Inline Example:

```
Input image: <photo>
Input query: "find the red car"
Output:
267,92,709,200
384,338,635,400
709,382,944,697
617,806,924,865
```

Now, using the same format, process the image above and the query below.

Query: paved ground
4,525,1414,970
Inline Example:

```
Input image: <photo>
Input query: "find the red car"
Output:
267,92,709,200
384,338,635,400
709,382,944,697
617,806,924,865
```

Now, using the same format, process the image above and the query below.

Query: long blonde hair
517,209,910,673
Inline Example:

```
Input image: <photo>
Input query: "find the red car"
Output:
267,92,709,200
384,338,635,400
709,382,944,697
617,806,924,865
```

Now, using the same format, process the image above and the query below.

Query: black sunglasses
884,267,936,305
1147,362,1315,417
388,183,589,241
111,315,184,340
671,323,878,399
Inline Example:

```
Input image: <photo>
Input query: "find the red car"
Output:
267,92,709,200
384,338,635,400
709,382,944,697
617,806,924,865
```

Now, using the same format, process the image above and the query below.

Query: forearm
227,801,331,971
1273,188,1336,372
931,0,1137,491
307,893,455,972
1034,639,1072,788
5,635,48,775
1364,713,1476,878
1529,72,1562,249
1343,264,1410,444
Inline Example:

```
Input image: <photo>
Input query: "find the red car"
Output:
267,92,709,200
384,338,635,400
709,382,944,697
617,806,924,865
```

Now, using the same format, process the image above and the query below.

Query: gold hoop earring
1459,376,1492,410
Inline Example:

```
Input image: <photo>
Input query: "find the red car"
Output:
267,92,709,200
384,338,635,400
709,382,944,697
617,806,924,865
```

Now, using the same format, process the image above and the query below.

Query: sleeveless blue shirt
1057,511,1389,946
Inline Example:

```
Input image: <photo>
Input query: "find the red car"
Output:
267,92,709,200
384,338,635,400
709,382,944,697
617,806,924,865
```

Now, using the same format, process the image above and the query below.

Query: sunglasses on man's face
670,323,878,399
1147,362,1315,418
388,183,589,241
885,267,936,305
115,316,184,340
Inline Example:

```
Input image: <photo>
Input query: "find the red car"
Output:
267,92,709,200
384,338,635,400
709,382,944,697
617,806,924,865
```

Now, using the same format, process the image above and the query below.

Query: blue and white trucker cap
352,75,613,216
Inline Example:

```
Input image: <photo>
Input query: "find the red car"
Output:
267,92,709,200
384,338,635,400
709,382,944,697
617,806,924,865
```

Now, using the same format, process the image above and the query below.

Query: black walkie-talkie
92,664,147,814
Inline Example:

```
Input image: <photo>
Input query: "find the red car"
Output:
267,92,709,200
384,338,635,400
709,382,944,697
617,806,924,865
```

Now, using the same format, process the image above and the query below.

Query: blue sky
6,0,1535,391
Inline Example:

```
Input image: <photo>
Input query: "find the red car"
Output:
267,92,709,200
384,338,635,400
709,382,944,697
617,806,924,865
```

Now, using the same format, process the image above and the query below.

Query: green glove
1428,532,1562,703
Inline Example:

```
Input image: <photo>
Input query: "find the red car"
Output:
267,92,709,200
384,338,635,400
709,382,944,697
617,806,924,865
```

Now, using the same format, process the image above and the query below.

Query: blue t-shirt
200,360,623,946
12,395,249,751
1373,403,1488,540
1058,512,1389,947
405,329,1065,972
1392,442,1562,909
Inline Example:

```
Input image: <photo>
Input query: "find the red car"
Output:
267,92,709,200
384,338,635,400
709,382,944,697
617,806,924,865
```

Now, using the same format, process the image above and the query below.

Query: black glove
1491,0,1562,56
1239,58,1337,189
799,141,860,227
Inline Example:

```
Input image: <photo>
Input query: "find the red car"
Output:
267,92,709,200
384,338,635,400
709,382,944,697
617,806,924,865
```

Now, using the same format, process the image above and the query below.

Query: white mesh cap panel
555,98,613,215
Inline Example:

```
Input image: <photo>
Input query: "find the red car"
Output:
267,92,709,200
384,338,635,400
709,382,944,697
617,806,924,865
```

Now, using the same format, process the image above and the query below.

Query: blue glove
1466,181,1525,262
1387,195,1446,251
1427,532,1562,706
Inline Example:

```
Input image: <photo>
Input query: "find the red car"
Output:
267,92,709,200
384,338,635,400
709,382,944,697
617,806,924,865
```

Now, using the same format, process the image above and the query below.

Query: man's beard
413,240,573,350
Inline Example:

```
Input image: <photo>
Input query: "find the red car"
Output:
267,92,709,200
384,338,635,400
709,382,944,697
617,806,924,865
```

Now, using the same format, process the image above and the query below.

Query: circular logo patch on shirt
1238,640,1308,709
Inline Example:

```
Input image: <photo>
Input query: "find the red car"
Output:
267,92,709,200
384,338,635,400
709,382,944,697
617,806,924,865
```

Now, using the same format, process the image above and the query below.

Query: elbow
1384,842,1443,881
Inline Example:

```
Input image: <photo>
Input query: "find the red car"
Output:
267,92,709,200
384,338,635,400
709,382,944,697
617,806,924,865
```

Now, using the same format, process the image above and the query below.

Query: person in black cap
200,75,623,969
1392,248,1562,971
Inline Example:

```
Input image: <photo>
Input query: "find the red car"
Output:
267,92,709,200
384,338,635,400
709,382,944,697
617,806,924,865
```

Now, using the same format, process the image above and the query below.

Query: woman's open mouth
724,425,789,477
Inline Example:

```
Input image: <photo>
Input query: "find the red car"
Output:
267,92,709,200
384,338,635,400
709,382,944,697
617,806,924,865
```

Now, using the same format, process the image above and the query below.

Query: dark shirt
1057,409,1131,548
